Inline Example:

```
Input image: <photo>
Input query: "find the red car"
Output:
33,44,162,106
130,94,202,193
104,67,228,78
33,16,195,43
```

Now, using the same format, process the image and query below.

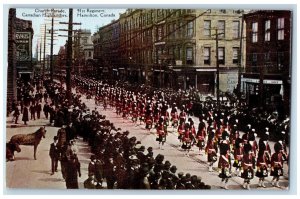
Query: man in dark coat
30,103,36,120
65,154,81,189
43,102,50,119
49,136,60,175
22,105,29,125
36,102,42,119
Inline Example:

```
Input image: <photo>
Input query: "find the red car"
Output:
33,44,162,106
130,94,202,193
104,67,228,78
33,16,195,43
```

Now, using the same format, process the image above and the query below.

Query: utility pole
215,29,220,109
43,24,46,83
50,17,54,81
237,14,244,98
66,8,73,104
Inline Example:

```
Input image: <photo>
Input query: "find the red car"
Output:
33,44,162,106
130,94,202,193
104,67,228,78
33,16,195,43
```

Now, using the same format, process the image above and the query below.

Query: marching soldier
217,131,231,190
256,145,269,188
205,130,218,172
241,144,256,190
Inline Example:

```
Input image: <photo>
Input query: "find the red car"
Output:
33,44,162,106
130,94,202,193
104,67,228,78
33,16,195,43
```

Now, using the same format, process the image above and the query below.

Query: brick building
242,10,291,115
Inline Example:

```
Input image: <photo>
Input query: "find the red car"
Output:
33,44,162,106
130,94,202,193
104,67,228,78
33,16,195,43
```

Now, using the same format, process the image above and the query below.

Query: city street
5,88,289,191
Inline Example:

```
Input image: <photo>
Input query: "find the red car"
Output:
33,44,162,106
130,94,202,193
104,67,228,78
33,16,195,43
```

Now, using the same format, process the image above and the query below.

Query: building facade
242,10,291,115
93,9,245,94
7,8,34,101
73,29,93,75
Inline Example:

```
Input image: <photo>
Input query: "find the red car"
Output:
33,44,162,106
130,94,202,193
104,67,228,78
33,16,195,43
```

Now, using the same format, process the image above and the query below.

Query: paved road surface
5,87,289,191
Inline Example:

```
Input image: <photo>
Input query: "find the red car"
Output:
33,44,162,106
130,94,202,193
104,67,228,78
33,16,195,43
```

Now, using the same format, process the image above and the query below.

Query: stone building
92,9,245,94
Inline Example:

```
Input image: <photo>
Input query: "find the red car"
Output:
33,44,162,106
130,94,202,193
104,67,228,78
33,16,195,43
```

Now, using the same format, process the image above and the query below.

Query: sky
16,8,126,56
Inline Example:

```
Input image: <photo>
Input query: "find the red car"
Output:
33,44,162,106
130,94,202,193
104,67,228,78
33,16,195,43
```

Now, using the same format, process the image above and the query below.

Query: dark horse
6,141,21,161
10,126,46,160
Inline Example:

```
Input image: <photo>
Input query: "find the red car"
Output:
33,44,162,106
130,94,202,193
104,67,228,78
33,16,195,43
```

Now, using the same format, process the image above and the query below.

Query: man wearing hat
49,136,60,175
241,143,256,190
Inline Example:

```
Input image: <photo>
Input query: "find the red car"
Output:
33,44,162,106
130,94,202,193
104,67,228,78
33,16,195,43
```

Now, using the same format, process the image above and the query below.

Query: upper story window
265,20,271,41
186,47,193,64
218,20,225,38
277,18,285,40
233,47,239,64
218,47,225,65
233,21,240,39
204,47,210,65
204,20,211,37
187,21,194,37
252,22,258,43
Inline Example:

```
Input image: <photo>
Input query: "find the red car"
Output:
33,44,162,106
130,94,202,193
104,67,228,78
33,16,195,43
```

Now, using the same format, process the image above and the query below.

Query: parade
6,7,293,192
6,75,290,190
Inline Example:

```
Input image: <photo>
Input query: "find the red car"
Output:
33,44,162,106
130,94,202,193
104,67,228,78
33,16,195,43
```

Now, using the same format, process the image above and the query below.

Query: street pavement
5,87,289,191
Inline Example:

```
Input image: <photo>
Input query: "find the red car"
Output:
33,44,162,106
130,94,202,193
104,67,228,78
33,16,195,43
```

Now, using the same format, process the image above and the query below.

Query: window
277,18,285,40
252,22,258,43
186,47,193,64
233,21,240,39
252,53,257,66
204,20,211,37
187,21,194,37
168,24,173,39
277,52,284,70
218,20,225,38
178,47,181,60
88,51,92,57
264,52,270,62
218,47,225,65
204,47,210,65
265,20,271,41
233,47,239,64
173,23,177,38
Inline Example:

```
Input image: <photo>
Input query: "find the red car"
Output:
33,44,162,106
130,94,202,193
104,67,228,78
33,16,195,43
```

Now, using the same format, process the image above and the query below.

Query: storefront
242,77,283,108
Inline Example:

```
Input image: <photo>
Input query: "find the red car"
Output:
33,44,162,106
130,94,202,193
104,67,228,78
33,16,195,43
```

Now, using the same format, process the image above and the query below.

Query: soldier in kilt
177,122,185,147
270,140,285,188
156,121,167,150
196,121,206,155
256,147,269,188
205,130,218,172
182,123,193,157
218,131,232,189
241,144,256,190
233,138,243,176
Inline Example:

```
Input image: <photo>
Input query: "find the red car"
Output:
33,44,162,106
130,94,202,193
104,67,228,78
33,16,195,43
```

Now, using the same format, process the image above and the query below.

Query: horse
6,141,21,161
10,126,46,160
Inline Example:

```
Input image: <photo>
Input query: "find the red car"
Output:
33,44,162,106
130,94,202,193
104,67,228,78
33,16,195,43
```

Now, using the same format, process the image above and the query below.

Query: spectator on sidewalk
12,103,20,124
43,102,50,119
49,136,60,175
65,154,81,189
36,101,42,119
22,105,29,125
30,103,36,120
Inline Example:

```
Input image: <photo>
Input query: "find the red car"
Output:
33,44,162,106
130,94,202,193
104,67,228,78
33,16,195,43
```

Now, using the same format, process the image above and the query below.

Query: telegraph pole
50,17,54,81
237,14,244,98
66,8,73,103
215,29,220,109
43,24,46,83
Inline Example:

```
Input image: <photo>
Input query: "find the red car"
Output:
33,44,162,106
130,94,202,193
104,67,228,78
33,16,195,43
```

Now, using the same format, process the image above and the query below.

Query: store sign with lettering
16,32,32,61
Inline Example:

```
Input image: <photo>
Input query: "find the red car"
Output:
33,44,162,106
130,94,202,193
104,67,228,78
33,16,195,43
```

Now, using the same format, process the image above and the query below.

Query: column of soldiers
43,77,211,189
72,75,289,190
